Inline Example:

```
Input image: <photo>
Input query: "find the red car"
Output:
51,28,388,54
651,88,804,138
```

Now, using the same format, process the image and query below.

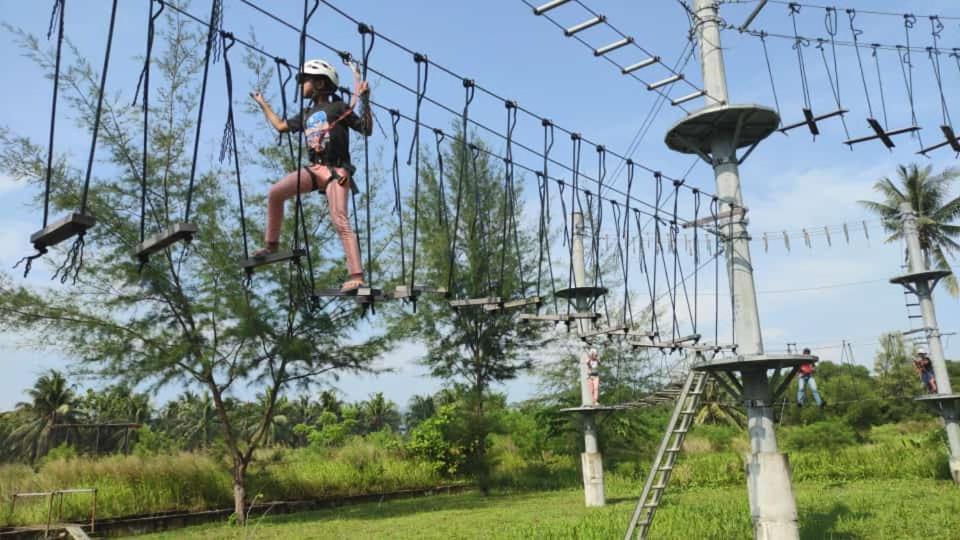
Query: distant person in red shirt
797,348,825,408
913,348,938,394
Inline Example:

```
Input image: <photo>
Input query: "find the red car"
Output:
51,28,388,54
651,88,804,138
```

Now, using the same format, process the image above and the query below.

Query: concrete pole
692,1,799,537
572,212,604,506
899,203,960,482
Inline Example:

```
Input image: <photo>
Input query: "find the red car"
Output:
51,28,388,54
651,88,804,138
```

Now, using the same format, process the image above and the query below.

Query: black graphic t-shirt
285,100,363,167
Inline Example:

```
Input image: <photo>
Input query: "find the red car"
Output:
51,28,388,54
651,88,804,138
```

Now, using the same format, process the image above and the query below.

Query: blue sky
1,0,959,411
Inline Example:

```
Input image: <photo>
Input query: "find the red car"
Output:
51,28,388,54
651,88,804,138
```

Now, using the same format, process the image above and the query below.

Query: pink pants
265,165,362,277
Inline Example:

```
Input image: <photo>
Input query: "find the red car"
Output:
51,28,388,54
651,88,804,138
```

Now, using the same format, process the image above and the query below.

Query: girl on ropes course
250,58,372,292
587,348,601,406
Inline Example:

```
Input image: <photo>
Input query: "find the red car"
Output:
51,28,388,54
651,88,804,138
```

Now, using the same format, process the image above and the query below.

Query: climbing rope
846,9,875,120
60,0,119,283
759,31,782,126
819,7,850,138
537,119,558,314
927,17,952,129
218,31,252,279
184,0,222,225
389,109,406,284
788,3,813,113
359,23,375,293
445,79,474,294
133,0,164,266
898,14,924,148
407,52,428,305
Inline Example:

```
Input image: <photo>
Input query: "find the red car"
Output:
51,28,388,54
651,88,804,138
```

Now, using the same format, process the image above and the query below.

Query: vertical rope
135,0,164,250
567,134,582,316
359,23,375,290
446,79,474,294
389,109,406,284
406,53,428,304
622,160,634,327
927,16,952,128
900,15,924,148
497,102,518,298
434,129,448,233
788,3,812,111
872,44,890,129
79,0,120,215
293,0,320,311
183,0,222,223
846,9,875,119
274,57,295,157
219,33,249,264
650,173,663,336
759,32,782,126
821,7,850,138
537,119,557,313
692,190,701,335
712,197,720,346
42,0,66,230
634,209,658,338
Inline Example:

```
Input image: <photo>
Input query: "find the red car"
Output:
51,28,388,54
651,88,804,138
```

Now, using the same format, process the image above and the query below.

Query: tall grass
0,438,445,527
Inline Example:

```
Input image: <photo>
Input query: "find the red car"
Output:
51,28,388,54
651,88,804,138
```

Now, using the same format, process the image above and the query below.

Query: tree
359,392,402,433
8,370,80,463
405,394,436,431
0,18,387,521
155,391,220,451
859,163,960,296
389,130,542,493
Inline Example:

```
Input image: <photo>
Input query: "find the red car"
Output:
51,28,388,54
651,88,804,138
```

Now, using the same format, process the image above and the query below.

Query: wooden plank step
484,296,542,312
136,222,197,260
449,296,501,308
30,213,96,249
239,249,306,271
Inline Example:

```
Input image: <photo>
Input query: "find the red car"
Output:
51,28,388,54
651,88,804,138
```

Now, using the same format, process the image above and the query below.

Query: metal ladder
624,369,708,540
902,271,929,348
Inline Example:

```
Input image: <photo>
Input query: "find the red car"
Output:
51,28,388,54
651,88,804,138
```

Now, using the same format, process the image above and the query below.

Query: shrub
781,421,859,451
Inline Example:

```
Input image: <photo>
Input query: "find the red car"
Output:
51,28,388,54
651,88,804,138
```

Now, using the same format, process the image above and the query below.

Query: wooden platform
313,287,386,303
239,249,306,271
555,286,607,300
30,213,96,249
483,296,542,312
517,312,599,322
392,285,448,299
694,353,816,373
449,296,501,308
136,222,197,260
889,269,952,286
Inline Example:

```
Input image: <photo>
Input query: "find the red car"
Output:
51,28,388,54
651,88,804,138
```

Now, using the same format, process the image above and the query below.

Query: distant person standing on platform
797,348,825,408
914,348,938,394
586,349,600,406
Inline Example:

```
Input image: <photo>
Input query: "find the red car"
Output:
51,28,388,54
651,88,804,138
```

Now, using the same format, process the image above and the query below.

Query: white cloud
0,173,25,195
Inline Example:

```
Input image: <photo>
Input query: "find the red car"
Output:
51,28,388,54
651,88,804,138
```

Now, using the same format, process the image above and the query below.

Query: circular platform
889,269,952,286
694,353,816,373
558,405,631,414
665,104,780,156
555,286,608,300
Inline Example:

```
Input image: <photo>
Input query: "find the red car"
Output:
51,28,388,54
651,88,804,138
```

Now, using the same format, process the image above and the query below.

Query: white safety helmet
588,348,599,358
917,347,928,355
300,59,339,88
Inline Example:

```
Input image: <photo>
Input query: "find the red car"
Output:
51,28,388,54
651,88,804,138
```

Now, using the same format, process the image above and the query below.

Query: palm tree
859,163,960,296
361,393,401,433
9,370,80,462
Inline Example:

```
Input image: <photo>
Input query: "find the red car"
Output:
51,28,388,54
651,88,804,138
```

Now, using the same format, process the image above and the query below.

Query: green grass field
138,478,960,539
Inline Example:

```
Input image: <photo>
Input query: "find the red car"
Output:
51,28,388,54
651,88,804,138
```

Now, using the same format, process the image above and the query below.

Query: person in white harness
586,348,600,406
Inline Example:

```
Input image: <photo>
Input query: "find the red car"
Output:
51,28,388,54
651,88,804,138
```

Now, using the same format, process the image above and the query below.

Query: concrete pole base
950,457,960,485
581,451,605,507
745,452,799,540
